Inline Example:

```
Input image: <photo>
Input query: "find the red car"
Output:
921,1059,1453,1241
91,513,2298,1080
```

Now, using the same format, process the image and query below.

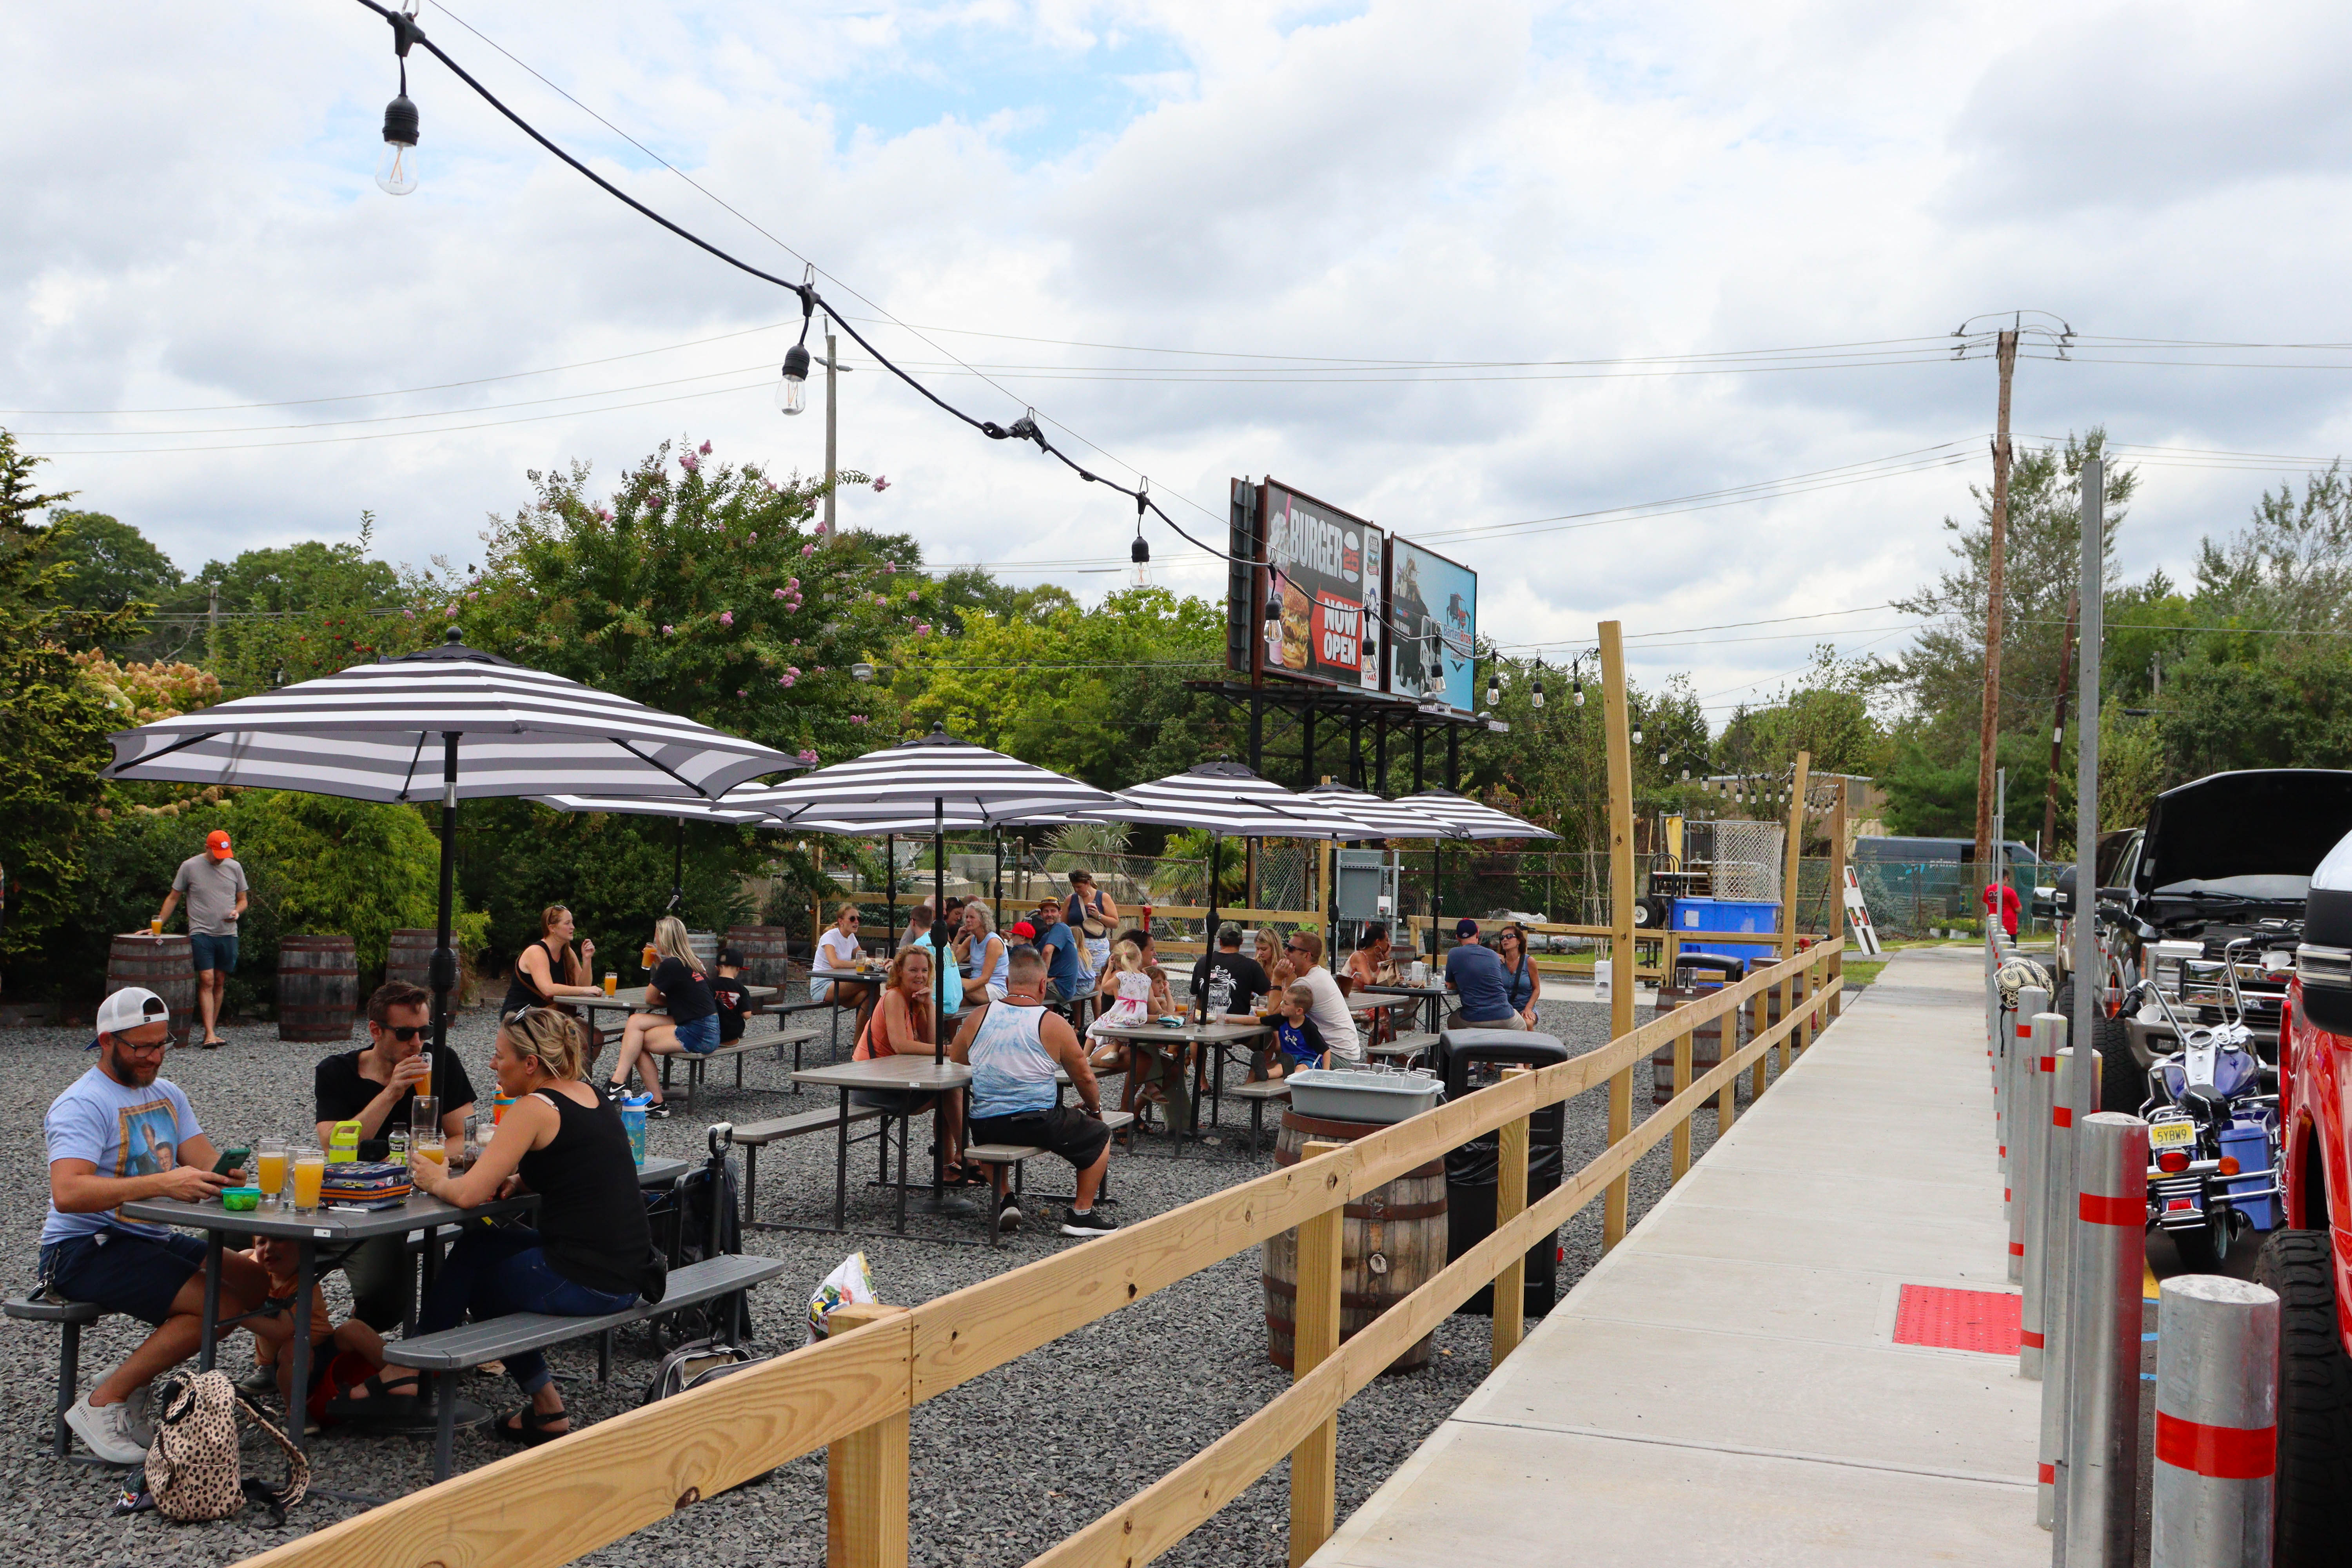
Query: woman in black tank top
501,904,605,1018
407,1006,651,1445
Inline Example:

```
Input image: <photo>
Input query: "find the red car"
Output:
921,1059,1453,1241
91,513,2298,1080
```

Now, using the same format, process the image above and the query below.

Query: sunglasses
844,916,861,924
381,1024,427,1042
1286,942,1311,953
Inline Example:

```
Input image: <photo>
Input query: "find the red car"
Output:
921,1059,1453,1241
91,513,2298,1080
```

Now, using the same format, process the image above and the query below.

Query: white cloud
8,0,2352,718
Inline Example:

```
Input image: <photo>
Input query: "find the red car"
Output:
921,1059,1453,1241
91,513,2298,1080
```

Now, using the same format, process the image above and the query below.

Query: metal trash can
1434,1028,1570,1317
1651,952,1744,1105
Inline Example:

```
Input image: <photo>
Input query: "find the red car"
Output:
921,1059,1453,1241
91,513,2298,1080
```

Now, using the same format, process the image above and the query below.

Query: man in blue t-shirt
1443,920,1521,1027
1032,899,1086,1004
41,988,289,1463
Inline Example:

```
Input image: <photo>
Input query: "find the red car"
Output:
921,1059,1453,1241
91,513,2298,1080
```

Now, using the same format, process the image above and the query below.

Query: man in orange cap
156,829,248,1047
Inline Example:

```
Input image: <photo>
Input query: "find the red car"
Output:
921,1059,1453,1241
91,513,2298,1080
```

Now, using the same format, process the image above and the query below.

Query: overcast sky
10,0,2352,720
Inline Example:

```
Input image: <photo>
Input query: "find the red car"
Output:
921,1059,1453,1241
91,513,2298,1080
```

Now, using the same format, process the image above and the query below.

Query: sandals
493,1405,572,1445
323,1370,423,1423
940,1163,985,1189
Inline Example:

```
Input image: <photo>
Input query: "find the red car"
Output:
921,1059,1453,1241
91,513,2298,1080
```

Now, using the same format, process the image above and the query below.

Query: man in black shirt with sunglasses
309,980,478,1334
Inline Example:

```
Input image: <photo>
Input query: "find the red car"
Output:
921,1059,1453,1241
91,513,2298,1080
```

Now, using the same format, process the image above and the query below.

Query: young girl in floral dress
1086,940,1164,1073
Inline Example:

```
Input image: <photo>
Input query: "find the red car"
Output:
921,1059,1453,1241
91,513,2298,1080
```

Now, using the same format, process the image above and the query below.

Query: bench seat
658,1027,824,1105
386,1252,788,1479
963,1112,1136,1246
1368,1031,1439,1062
733,1104,886,1228
5,1295,104,1460
1225,1078,1291,1155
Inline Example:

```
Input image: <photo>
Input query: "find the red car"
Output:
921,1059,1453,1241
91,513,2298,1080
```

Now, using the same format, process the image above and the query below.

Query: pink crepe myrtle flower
779,674,796,688
787,577,800,592
907,589,920,603
747,531,757,543
875,594,889,607
662,624,676,635
873,475,891,492
786,666,801,678
403,608,416,620
885,563,897,574
698,440,712,456
915,622,932,636
797,749,820,764
850,714,868,725
774,587,788,600
802,543,817,557
815,666,828,675
445,606,458,619
815,521,832,536
736,688,747,697
679,453,699,474
719,611,735,627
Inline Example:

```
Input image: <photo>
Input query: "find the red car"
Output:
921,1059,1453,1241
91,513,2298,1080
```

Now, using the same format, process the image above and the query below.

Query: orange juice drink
291,1156,326,1212
604,972,618,995
417,1142,447,1170
256,1149,289,1203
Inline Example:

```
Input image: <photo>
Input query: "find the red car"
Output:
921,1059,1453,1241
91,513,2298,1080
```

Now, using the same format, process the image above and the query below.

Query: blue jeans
415,1226,638,1395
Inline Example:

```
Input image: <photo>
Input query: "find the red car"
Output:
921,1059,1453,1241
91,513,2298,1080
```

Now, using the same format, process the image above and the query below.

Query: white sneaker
66,1394,150,1465
120,1385,157,1450
996,1201,1022,1232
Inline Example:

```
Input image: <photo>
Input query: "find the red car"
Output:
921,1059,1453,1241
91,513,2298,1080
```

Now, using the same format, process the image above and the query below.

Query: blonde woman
409,1006,652,1446
605,916,717,1115
954,901,1009,1001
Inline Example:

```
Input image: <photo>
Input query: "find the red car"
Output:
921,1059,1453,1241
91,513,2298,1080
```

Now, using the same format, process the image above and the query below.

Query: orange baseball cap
206,829,232,858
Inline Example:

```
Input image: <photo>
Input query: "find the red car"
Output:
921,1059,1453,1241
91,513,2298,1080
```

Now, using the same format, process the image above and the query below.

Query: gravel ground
0,988,1800,1567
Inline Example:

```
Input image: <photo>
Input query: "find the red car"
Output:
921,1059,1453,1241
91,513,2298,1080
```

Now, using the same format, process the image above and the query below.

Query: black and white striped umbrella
751,726,1116,827
103,629,802,1074
1300,782,1462,841
1394,788,1561,841
1072,761,1381,840
748,726,1117,1064
108,630,798,803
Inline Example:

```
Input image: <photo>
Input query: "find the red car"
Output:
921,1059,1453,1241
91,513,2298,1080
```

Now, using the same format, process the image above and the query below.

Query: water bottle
387,1127,408,1164
620,1097,649,1166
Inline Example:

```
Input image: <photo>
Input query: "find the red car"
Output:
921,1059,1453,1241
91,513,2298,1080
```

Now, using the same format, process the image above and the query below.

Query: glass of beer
291,1151,327,1214
256,1138,288,1210
641,942,657,971
604,971,618,995
149,918,163,936
410,1095,439,1142
415,1129,447,1177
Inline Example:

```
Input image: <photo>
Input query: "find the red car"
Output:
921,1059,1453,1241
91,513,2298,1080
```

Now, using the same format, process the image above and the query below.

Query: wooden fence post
1290,1140,1345,1568
1828,778,1849,1020
826,1303,911,1568
1670,1027,1694,1181
1599,621,1636,1253
1748,985,1767,1100
1492,1071,1530,1368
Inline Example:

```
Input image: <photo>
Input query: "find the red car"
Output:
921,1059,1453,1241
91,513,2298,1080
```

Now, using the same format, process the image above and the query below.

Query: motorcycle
2130,953,2281,1270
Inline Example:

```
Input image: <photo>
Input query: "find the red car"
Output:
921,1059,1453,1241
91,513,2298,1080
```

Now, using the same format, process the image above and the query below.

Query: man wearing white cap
156,828,247,1047
39,988,285,1464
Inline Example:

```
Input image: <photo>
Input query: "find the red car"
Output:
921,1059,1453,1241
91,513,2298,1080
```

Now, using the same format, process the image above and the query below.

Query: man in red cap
156,829,248,1047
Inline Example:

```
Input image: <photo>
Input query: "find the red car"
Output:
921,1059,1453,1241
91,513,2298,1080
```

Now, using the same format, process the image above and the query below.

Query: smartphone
211,1147,251,1177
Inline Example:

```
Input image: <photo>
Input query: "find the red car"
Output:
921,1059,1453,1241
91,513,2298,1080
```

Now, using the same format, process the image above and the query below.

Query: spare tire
2255,1229,2352,1568
2053,979,2144,1114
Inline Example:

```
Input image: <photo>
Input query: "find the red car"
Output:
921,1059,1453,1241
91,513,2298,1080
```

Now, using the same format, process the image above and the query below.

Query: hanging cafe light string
347,0,1245,575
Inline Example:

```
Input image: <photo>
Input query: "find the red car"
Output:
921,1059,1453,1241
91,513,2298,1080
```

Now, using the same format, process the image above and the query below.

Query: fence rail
235,938,1843,1568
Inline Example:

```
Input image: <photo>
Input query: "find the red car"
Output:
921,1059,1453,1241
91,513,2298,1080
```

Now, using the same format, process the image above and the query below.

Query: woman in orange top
853,947,971,1184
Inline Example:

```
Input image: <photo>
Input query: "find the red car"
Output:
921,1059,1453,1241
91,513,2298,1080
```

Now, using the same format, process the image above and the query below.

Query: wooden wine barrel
688,929,720,976
104,935,196,1045
385,929,437,994
1651,982,1734,1105
1263,1109,1448,1376
277,934,359,1042
726,925,795,990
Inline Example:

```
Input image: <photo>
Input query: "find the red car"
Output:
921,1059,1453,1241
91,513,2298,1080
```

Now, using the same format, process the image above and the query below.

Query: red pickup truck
2260,827,2352,1566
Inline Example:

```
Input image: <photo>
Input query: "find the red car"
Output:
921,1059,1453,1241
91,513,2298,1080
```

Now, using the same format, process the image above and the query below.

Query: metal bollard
2061,1111,2149,1568
2150,1276,2277,1568
2008,987,2049,1283
2036,1034,2085,1529
2018,1013,2058,1377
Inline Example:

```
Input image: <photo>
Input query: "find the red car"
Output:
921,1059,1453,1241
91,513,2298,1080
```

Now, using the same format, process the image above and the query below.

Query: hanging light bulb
1681,762,1691,782
1531,660,1546,709
1572,664,1585,706
377,94,420,195
1632,725,1644,747
1657,746,1669,768
850,661,875,682
1485,670,1501,708
777,342,811,414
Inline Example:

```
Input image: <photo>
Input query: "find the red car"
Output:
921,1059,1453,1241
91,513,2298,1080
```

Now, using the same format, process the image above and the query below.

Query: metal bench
733,1104,887,1227
963,1111,1137,1247
5,1294,104,1461
1225,1079,1291,1155
385,1251,788,1480
659,1027,822,1106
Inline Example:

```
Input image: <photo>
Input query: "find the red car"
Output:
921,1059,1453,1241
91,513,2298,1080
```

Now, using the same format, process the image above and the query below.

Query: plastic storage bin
2218,1123,2278,1231
1670,897,1781,965
1284,1068,1444,1124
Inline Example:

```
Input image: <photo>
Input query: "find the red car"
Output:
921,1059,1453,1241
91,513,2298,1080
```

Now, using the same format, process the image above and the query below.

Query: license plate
2150,1120,2198,1151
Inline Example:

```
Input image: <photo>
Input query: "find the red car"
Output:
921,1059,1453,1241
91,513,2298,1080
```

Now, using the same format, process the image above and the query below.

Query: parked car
1851,836,2041,866
2030,828,2140,987
2068,771,2352,1112
2257,824,2352,1567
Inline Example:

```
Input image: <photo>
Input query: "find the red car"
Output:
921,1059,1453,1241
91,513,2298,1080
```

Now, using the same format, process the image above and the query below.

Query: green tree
38,511,184,655
2194,463,2352,632
1715,647,1890,781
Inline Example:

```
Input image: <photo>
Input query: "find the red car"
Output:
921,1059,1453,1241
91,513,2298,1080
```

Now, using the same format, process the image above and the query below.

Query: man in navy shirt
1032,900,1086,1004
1443,920,1521,1027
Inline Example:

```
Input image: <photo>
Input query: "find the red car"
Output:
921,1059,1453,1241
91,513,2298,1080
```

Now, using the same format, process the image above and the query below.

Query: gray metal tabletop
792,1054,974,1092
1088,1019,1270,1045
579,984,775,1017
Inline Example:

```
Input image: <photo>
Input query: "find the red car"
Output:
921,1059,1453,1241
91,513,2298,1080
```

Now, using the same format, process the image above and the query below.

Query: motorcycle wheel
2172,1215,2227,1272
2256,1229,2352,1568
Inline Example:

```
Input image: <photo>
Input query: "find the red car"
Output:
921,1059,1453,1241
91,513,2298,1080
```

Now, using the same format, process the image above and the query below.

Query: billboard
1386,537,1478,711
1257,481,1383,689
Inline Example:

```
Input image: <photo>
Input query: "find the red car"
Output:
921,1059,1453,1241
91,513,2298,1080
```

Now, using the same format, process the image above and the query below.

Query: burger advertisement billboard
1258,481,1383,689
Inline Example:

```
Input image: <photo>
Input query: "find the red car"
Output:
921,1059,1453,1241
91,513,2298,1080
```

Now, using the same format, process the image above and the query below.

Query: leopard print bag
144,1370,309,1524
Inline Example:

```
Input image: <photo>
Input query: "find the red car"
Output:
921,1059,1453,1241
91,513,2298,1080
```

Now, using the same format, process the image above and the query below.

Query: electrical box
1334,849,1394,922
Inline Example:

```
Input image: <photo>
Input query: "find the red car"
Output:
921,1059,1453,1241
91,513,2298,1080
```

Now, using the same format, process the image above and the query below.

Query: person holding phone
40,988,290,1464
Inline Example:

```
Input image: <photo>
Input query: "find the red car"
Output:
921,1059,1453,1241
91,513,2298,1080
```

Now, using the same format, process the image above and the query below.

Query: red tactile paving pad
1892,1284,2022,1354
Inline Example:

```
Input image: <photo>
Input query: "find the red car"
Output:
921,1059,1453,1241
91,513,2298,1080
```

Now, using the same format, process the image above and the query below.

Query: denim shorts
674,1013,720,1054
40,1230,209,1325
190,931,239,974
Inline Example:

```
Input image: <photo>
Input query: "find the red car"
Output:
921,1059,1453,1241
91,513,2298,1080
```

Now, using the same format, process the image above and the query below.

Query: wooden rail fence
236,937,1842,1568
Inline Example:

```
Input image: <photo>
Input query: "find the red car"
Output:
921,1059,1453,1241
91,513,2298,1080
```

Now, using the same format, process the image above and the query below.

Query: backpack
640,1335,768,1405
143,1371,309,1524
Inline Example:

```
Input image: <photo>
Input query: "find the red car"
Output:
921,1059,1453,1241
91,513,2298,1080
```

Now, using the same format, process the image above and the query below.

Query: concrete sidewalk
1312,946,2045,1567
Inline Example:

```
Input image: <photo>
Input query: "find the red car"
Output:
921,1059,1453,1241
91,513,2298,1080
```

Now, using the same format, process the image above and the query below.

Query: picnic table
576,982,777,1031
790,1054,975,1234
1354,981,1448,1036
1087,1018,1272,1147
121,1155,689,1459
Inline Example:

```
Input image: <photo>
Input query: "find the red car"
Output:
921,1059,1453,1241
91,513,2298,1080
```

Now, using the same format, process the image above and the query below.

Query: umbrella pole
886,835,897,957
430,733,459,1100
1203,831,1220,1019
934,799,946,1067
669,819,684,913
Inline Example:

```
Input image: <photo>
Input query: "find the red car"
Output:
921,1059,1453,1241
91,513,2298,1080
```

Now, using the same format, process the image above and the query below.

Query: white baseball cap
91,987,172,1048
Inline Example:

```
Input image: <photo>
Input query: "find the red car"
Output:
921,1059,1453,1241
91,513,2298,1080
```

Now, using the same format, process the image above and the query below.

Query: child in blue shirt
1271,981,1330,1076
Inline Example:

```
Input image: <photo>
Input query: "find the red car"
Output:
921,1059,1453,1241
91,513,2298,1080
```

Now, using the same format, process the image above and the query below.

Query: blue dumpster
1670,897,1780,965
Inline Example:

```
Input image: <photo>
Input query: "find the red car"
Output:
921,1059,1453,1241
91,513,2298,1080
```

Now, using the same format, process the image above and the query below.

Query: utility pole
2042,589,2077,860
823,327,842,535
206,581,220,671
1972,326,2021,869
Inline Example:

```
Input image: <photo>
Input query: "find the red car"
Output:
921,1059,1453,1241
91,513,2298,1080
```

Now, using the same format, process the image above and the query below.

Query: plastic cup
620,1102,648,1166
410,1095,438,1140
604,972,618,995
416,1136,447,1173
256,1140,288,1210
149,918,163,937
291,1154,326,1214
491,1094,514,1125
642,943,657,971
